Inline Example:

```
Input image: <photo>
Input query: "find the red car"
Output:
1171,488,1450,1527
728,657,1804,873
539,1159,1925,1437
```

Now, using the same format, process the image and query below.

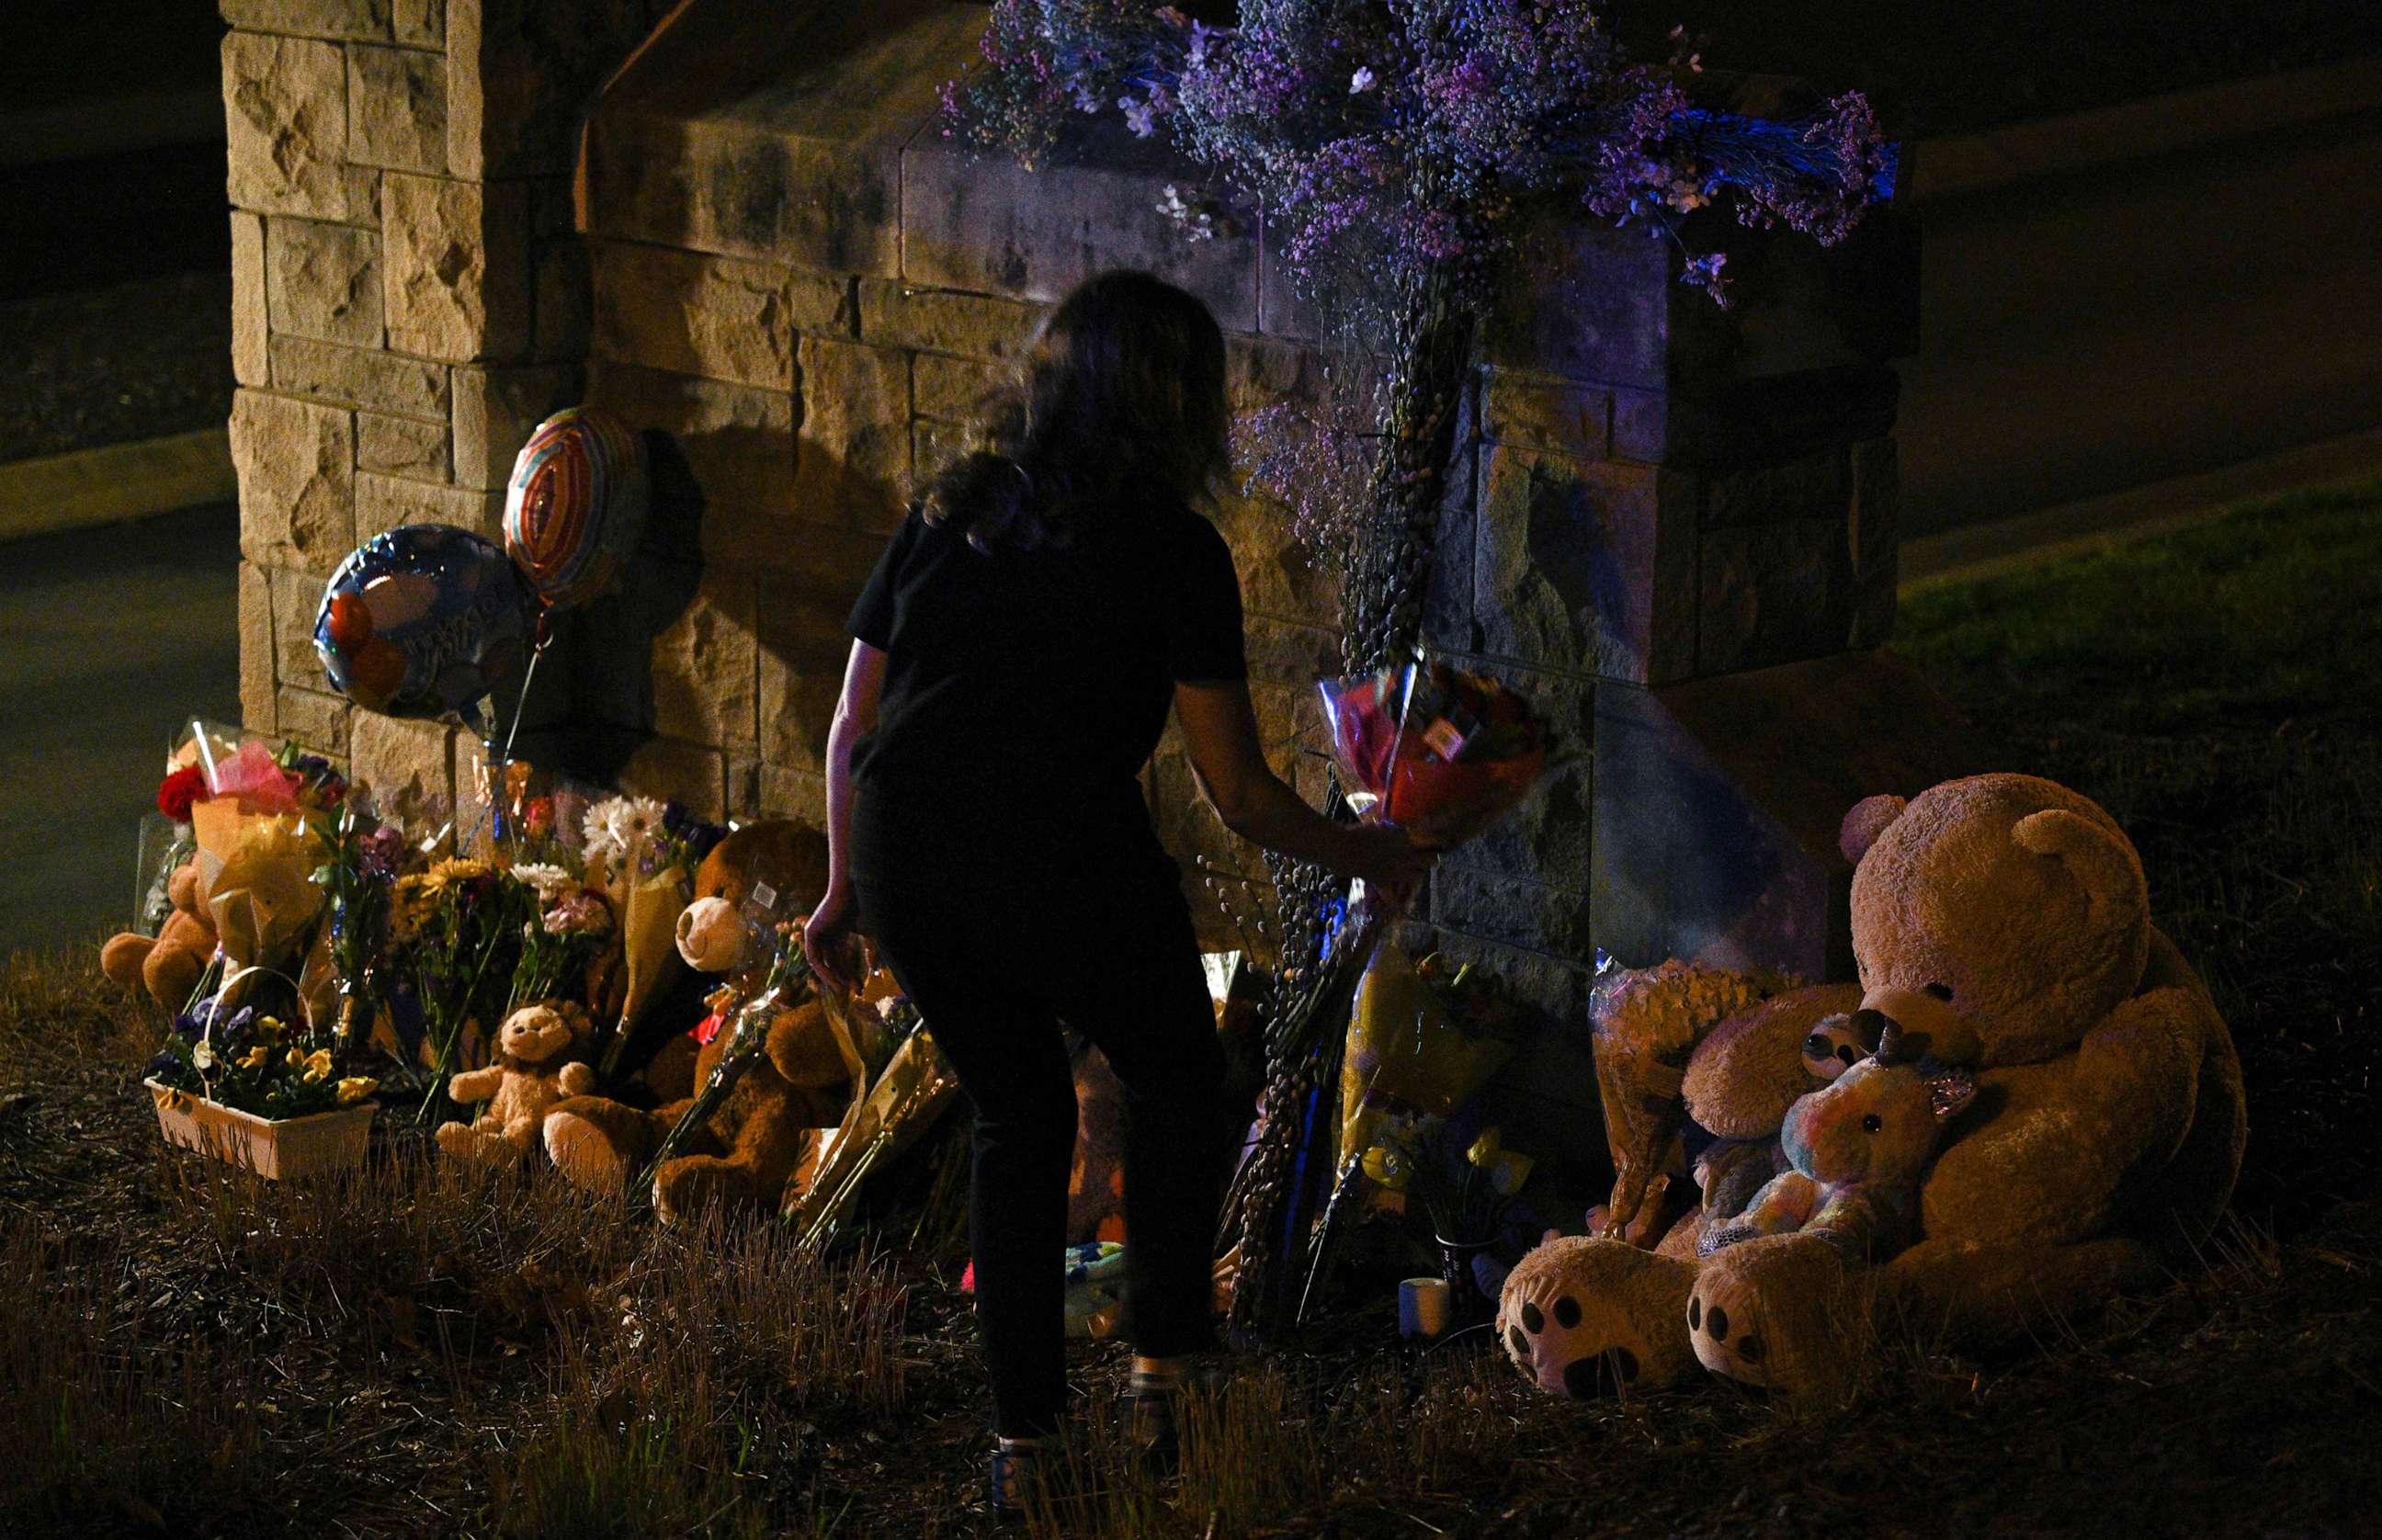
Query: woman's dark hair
919,270,1231,551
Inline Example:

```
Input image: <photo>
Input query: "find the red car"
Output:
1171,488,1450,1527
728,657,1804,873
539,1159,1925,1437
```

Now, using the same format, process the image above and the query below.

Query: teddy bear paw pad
1500,1288,1645,1398
1686,1281,1774,1385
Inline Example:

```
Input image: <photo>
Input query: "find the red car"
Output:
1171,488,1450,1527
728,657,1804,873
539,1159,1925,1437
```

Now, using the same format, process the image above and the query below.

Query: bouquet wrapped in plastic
1318,657,1548,846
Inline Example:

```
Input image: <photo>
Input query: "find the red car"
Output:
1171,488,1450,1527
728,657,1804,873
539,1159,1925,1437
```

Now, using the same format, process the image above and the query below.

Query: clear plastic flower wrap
1316,655,1549,845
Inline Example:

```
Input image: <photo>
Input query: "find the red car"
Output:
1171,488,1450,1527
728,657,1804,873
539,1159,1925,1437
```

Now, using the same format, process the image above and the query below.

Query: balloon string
489,614,554,849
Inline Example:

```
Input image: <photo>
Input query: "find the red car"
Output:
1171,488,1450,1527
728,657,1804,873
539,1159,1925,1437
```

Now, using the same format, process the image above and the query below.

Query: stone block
346,42,448,176
394,0,443,48
357,410,451,481
265,217,383,345
902,129,1259,332
230,211,268,387
794,336,910,532
1483,219,1673,391
448,0,672,181
231,389,356,575
350,712,456,832
1473,446,1696,686
585,360,794,524
221,0,391,40
382,172,530,362
354,470,505,542
1429,867,1594,961
911,353,1006,424
755,526,888,775
223,31,351,221
271,333,449,419
650,572,758,752
1848,437,1899,649
579,3,981,266
276,685,352,757
591,242,796,391
1481,371,1608,459
858,279,1045,362
451,363,578,489
618,736,728,822
1224,334,1346,418
1242,614,1339,687
1702,446,1850,528
1696,515,1853,676
755,763,825,828
238,563,278,729
342,164,384,226
1590,651,1989,980
1610,366,1901,469
268,563,330,690
532,237,592,362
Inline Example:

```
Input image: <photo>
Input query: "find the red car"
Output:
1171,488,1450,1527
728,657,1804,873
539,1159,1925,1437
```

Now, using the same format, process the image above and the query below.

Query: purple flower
360,823,408,878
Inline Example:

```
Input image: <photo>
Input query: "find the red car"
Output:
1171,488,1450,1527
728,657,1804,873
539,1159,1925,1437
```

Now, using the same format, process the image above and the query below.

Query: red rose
157,766,210,823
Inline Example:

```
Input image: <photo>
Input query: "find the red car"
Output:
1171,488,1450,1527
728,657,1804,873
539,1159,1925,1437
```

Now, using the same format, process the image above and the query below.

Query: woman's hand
1333,822,1440,898
801,885,866,995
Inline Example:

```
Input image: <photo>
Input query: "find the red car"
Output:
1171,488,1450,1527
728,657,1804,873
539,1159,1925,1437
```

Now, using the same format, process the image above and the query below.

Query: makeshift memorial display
313,525,533,727
1696,1022,1975,1260
435,1002,597,1165
956,3,1893,1343
502,406,650,613
1351,1119,1534,1327
145,980,380,1181
784,1007,964,1251
504,858,616,1013
1501,774,2245,1398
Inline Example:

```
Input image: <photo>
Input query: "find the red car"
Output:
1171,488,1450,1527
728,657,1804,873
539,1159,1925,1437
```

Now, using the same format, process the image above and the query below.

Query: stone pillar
221,0,666,823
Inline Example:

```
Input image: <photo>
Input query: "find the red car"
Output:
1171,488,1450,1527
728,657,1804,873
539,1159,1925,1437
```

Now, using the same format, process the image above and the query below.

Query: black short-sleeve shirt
841,498,1246,890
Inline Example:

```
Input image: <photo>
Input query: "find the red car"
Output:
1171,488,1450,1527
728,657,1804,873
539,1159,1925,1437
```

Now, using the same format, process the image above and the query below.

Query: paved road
0,504,239,955
1897,106,2382,534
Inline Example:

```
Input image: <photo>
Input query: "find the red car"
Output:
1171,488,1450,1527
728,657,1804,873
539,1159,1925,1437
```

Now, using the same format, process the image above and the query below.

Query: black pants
857,868,1236,1439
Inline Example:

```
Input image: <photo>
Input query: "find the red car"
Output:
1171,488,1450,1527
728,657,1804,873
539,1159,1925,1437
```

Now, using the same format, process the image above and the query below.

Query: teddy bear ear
1839,795,1909,866
2013,809,2145,930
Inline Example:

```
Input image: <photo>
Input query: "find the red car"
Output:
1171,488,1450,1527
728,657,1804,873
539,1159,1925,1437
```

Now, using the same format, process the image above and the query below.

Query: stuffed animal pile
1502,773,2245,1399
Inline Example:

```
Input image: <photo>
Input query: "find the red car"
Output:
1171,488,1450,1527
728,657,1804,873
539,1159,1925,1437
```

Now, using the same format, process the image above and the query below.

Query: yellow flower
424,857,491,893
335,1076,378,1106
256,1014,285,1037
1488,1151,1535,1197
1360,1144,1412,1192
239,1045,272,1071
301,1048,335,1082
1467,1127,1503,1167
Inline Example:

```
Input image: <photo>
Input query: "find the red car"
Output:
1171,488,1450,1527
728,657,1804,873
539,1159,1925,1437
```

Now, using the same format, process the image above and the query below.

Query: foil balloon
313,525,533,724
502,405,649,610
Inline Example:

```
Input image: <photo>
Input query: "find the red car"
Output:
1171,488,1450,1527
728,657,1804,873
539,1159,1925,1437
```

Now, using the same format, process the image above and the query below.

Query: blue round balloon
314,525,533,723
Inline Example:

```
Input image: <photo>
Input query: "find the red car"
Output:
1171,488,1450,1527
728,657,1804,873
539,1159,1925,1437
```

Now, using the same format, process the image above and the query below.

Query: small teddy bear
1697,1020,1976,1262
437,1002,596,1164
100,858,220,1009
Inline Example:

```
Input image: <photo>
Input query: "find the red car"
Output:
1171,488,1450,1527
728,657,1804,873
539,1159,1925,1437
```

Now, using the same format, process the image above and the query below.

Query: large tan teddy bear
1501,773,2246,1399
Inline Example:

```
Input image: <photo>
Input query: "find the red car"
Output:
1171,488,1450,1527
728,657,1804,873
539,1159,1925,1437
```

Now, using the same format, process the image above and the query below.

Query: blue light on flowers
1315,895,1348,962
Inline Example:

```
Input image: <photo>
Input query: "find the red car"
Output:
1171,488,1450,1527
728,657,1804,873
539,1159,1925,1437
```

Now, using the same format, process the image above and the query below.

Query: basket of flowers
145,985,380,1181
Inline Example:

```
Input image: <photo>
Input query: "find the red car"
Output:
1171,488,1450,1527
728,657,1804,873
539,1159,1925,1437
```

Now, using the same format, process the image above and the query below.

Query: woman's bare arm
803,640,885,990
1173,679,1434,891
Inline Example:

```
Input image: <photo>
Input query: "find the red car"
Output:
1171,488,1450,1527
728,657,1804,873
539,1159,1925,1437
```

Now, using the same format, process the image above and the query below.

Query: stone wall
222,0,671,825
231,0,1953,1168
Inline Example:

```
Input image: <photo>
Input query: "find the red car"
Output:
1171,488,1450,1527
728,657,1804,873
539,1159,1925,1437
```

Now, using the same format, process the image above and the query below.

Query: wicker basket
145,1079,376,1181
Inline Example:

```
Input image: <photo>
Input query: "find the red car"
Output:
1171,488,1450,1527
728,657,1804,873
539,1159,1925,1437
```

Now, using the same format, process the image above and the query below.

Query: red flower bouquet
1318,659,1548,846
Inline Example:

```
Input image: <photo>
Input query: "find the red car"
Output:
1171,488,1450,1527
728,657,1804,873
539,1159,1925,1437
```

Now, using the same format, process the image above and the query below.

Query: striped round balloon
502,405,650,610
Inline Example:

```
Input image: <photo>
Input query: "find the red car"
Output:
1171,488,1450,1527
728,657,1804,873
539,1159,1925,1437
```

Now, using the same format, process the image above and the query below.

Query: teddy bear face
1779,1054,1969,1193
1846,775,2150,1069
498,1005,576,1067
